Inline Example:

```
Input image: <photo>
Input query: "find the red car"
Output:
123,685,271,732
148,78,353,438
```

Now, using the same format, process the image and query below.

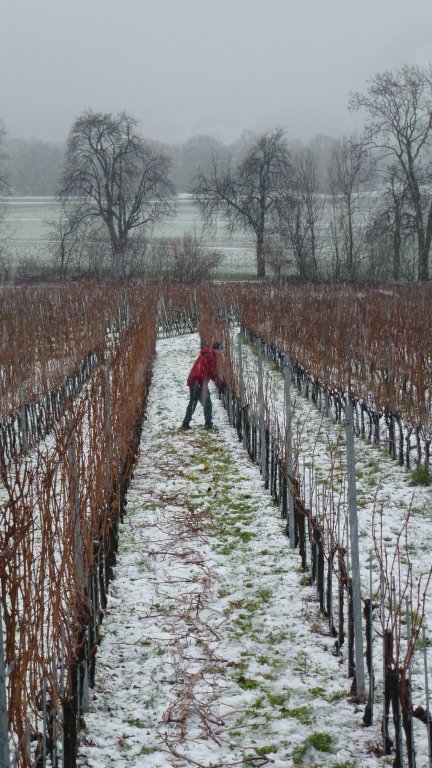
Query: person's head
212,341,223,351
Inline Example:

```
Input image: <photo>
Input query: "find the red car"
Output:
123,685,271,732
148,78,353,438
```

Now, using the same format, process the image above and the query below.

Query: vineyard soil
77,333,386,768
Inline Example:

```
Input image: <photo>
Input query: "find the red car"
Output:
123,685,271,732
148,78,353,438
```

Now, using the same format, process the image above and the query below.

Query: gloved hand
218,380,226,394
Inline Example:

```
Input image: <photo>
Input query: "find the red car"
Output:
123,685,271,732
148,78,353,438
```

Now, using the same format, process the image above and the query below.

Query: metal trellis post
284,356,295,548
345,394,365,699
257,342,266,481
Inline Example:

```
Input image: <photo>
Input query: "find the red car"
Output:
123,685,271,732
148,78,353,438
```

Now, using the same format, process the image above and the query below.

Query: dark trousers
183,383,213,428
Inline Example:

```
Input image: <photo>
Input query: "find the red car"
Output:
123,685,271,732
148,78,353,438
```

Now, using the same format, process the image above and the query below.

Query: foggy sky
1,0,432,146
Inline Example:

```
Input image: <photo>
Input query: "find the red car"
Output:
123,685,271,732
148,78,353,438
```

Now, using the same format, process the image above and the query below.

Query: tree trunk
418,239,429,281
347,195,354,281
392,205,401,281
256,235,265,279
407,165,429,281
113,235,128,280
112,248,123,280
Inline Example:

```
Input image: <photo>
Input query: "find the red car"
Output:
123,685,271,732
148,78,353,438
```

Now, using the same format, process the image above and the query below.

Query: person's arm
208,351,223,388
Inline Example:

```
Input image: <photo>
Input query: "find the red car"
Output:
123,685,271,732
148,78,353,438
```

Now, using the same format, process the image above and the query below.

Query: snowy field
77,334,388,768
0,195,257,277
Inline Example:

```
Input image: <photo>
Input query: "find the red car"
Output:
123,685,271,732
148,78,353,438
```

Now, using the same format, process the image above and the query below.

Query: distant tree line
5,138,65,196
0,129,337,198
0,62,431,283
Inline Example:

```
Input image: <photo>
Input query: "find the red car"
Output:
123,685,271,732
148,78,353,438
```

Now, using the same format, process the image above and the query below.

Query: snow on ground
77,334,384,768
252,333,432,588
243,338,432,760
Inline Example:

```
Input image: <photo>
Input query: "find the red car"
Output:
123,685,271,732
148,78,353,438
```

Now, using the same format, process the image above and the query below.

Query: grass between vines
180,428,340,764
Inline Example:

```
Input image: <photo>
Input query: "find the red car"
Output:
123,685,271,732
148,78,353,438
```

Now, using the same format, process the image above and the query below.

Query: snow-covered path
77,334,382,768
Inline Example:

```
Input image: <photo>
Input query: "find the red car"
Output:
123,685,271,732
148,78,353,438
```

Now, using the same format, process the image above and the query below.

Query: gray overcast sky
1,0,432,146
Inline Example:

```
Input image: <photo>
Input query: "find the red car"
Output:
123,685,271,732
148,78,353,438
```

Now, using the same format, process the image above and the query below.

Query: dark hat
212,341,223,350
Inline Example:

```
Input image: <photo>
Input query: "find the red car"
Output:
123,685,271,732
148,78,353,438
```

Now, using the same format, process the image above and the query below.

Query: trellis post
238,333,247,449
284,356,295,548
257,342,267,482
345,334,365,699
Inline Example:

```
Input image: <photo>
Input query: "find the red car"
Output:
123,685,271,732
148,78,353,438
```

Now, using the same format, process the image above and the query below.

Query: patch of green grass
256,745,277,756
411,465,432,486
326,690,345,702
234,623,258,641
245,696,265,714
126,717,145,728
267,692,290,707
238,530,254,543
330,763,356,768
299,574,312,587
234,674,261,691
215,541,238,556
281,706,313,724
366,458,381,473
256,587,272,602
266,629,287,645
139,745,157,755
310,686,325,697
243,587,272,614
230,499,255,512
293,732,334,766
228,513,254,525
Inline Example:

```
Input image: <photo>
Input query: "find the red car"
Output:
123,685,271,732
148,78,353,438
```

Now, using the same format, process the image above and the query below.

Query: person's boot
180,421,190,431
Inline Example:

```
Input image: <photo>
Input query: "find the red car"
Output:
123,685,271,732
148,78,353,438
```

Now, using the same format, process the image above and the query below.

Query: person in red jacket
181,341,224,430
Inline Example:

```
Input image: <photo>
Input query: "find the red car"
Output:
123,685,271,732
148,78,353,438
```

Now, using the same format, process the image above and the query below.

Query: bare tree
193,128,292,278
327,136,373,281
277,148,323,281
364,162,419,283
172,134,226,192
148,233,223,282
60,110,174,279
264,239,291,282
46,203,89,278
384,166,409,281
350,65,432,281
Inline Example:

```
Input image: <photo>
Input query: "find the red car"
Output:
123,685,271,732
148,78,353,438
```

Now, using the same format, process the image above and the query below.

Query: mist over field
0,195,257,278
1,0,432,147
0,0,431,284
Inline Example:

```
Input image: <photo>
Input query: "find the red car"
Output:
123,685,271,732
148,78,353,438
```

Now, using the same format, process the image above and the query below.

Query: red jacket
187,345,222,388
